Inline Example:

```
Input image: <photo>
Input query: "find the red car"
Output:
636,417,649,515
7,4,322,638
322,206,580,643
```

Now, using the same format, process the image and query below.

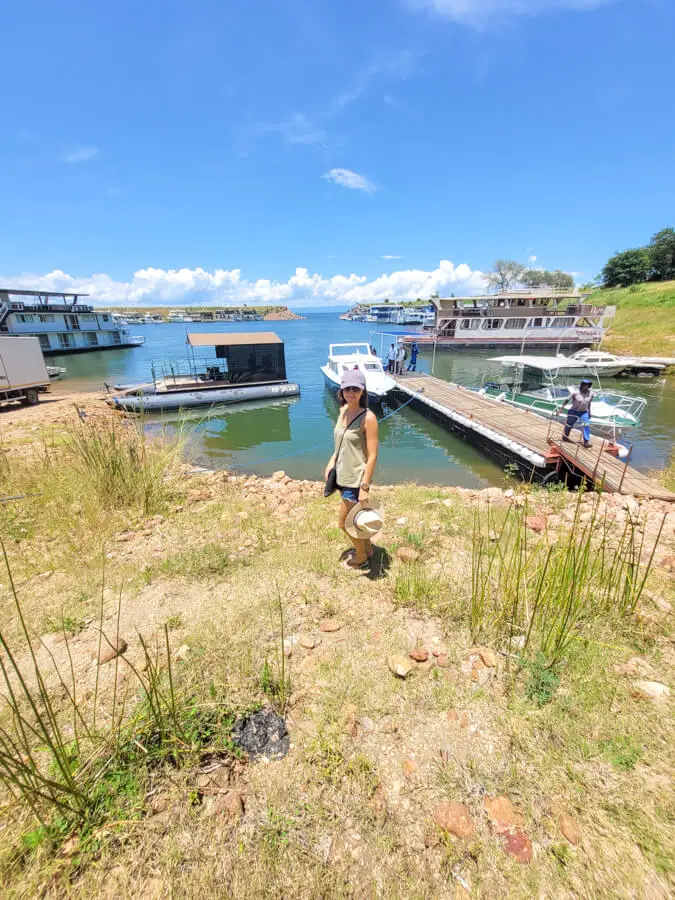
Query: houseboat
106,332,300,412
407,290,616,350
0,289,145,355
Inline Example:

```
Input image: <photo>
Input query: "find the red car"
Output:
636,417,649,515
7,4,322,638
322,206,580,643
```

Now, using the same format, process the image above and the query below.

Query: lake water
50,313,674,487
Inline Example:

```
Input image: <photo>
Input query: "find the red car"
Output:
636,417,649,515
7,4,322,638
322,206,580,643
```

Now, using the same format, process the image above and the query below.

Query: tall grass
470,491,665,667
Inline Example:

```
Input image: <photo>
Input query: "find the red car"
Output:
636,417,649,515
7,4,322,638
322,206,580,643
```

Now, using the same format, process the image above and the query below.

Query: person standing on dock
407,341,419,372
324,369,380,570
560,379,594,448
396,341,406,375
387,343,396,373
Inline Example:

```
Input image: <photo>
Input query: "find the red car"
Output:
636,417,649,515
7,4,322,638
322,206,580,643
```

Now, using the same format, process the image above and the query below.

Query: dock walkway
393,373,675,501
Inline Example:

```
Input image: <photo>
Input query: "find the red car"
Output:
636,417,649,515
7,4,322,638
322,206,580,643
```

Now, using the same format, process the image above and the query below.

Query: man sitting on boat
559,379,594,449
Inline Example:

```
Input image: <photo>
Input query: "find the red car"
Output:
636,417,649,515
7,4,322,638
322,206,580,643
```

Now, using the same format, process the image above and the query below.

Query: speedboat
567,348,665,376
490,353,626,379
320,342,396,401
46,365,67,380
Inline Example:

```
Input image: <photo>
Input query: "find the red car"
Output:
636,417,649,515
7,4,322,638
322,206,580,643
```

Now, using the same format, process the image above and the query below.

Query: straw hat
345,501,384,540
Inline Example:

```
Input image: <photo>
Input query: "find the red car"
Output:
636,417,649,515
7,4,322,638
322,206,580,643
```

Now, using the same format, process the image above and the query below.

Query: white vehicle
0,336,50,405
321,342,396,401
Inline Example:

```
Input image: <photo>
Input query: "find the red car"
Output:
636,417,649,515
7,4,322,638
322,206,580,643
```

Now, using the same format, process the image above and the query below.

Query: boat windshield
330,343,372,357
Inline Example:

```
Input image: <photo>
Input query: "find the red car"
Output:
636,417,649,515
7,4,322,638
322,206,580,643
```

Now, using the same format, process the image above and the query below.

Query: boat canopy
490,355,576,373
187,332,282,347
186,331,287,382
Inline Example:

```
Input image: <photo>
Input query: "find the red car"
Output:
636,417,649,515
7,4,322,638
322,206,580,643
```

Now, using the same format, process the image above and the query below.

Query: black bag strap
334,409,366,467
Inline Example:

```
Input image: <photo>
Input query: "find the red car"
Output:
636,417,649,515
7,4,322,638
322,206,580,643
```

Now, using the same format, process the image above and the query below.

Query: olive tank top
334,412,367,488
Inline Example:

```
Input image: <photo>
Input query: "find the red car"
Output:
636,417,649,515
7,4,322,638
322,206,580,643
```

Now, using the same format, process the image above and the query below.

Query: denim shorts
338,485,360,503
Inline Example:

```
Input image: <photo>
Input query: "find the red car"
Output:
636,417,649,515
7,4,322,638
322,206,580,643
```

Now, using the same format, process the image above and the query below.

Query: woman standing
324,369,379,570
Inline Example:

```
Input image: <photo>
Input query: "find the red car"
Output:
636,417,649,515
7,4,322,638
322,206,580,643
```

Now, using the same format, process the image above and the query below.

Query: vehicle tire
21,389,39,406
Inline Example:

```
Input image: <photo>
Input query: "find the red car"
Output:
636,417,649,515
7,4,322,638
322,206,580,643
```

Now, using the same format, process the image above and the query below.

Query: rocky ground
0,396,673,899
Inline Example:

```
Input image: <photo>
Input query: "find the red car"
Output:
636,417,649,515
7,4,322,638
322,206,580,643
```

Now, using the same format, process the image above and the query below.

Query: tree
522,268,574,291
486,259,525,292
648,228,675,281
601,248,650,287
548,269,574,291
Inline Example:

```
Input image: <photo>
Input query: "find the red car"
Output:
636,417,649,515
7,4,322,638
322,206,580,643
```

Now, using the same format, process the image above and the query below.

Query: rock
213,791,244,822
402,759,418,777
396,516,407,525
232,708,290,760
525,515,547,534
423,498,440,506
319,619,341,633
558,810,581,846
299,633,316,650
459,712,469,728
484,487,504,503
358,716,375,733
656,554,674,572
502,831,532,863
174,644,191,661
479,647,499,668
504,488,514,498
409,647,429,663
630,681,671,702
433,801,475,839
397,546,420,564
388,655,414,678
436,653,450,668
98,637,128,665
272,470,286,482
613,657,653,677
447,709,459,723
484,796,524,834
115,531,135,542
509,635,526,652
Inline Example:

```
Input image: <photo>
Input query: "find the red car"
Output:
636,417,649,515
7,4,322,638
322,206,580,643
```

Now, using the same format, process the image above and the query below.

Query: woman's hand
358,486,370,504
324,464,333,481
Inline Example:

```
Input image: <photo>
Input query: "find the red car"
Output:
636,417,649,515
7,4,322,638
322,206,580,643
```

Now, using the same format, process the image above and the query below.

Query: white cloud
63,146,98,163
322,168,377,193
528,255,537,264
411,0,611,25
382,255,402,260
0,260,487,309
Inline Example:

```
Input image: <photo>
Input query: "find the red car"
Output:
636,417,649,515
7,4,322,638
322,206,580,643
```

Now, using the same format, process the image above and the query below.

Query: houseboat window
503,318,523,329
555,317,574,328
482,319,502,330
85,333,99,346
38,314,55,323
517,299,526,306
460,319,480,330
58,333,74,348
37,335,51,350
17,314,34,323
529,317,544,328
101,314,110,322
79,314,95,322
111,332,122,344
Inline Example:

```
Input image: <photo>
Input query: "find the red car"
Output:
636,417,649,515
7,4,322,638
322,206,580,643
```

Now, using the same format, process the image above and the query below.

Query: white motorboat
321,342,396,401
46,365,67,380
567,348,665,376
490,353,626,379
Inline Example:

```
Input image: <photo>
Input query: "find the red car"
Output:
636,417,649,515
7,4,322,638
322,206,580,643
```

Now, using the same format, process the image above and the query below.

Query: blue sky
2,0,674,306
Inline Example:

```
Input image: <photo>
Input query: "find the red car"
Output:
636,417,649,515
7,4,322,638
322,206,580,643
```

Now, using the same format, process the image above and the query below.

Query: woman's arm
359,411,379,503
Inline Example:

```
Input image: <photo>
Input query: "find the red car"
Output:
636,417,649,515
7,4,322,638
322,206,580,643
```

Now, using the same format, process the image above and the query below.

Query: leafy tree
486,259,525,292
648,228,675,281
522,268,574,291
601,248,650,287
548,269,574,291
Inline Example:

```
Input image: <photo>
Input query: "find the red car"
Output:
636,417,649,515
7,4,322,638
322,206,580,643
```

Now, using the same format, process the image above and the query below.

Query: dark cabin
186,332,288,385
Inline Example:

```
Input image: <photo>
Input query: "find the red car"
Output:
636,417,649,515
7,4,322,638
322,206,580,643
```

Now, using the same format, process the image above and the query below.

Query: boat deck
393,373,675,501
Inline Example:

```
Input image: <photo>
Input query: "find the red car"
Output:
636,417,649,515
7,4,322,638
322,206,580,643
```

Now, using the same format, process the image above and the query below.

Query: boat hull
106,381,300,412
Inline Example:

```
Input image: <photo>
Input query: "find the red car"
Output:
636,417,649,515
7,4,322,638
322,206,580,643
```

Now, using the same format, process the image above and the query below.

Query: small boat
105,332,300,412
490,353,626,379
567,348,666,376
46,365,67,380
321,343,396,401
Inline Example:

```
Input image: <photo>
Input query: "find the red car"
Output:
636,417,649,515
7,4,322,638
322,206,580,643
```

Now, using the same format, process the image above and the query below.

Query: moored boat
106,332,300,412
490,353,626,379
320,342,396,401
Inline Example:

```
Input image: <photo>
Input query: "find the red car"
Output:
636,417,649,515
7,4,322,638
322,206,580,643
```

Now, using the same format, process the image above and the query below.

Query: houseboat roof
433,290,589,309
0,288,90,299
187,332,282,347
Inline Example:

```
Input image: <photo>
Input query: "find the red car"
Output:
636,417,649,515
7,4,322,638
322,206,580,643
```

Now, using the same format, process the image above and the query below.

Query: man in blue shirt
560,379,593,448
407,341,419,372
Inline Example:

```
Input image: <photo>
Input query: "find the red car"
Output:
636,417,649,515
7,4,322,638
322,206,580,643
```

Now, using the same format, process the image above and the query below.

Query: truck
0,336,51,406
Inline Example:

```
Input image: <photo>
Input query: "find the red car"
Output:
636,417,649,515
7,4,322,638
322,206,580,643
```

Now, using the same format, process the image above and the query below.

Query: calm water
50,314,674,487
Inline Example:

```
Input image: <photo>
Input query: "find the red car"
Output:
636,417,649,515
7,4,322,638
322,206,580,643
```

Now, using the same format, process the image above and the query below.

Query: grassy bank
0,405,673,898
590,280,675,357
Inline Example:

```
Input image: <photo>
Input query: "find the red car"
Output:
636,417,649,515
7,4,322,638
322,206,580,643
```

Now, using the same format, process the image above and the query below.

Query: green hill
589,280,675,356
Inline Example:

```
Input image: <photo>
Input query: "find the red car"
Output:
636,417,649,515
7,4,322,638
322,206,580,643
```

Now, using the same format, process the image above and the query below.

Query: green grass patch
158,542,232,578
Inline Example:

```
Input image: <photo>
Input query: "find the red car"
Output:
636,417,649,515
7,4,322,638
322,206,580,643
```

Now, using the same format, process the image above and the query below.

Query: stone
630,681,671,702
358,716,375,733
525,515,547,534
613,657,653,677
98,637,128,665
409,647,429,662
447,708,459,723
397,546,420,564
479,647,499,668
299,633,316,650
115,531,135,542
423,498,440,506
319,619,341,633
174,644,191,661
232,708,290,760
436,653,450,668
484,796,523,834
502,831,532,863
402,759,418,777
459,711,469,728
433,801,475,840
272,470,286,481
396,516,408,525
213,791,244,822
388,655,414,678
558,811,581,846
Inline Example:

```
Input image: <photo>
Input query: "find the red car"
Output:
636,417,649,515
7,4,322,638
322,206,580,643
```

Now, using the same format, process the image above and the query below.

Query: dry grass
0,409,674,898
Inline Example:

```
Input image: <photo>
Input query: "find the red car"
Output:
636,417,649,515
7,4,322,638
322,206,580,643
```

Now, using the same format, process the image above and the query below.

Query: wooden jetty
393,373,675,501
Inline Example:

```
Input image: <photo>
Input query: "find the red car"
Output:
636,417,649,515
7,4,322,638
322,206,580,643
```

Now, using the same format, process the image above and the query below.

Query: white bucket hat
345,501,384,541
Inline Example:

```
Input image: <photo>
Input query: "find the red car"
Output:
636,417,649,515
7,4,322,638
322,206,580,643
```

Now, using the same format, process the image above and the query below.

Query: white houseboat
0,289,145,355
409,290,616,350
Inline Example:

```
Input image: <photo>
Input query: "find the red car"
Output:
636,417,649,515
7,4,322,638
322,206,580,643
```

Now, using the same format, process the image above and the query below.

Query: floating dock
393,374,675,501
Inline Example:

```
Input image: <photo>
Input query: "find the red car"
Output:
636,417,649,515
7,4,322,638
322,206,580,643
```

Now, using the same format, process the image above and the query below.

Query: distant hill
589,280,675,356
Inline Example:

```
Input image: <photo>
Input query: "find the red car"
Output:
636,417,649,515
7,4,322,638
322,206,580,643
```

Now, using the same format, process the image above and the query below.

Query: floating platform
392,373,675,501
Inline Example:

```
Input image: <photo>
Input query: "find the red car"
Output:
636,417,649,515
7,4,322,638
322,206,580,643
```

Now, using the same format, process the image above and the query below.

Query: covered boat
320,342,396,401
105,332,300,412
489,353,627,379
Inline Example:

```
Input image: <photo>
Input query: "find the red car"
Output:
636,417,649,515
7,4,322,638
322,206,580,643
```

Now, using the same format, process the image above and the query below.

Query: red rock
525,515,547,534
402,759,418,777
214,790,244,821
459,711,469,728
447,709,459,723
436,653,450,668
397,546,420,564
319,619,341,633
558,811,581,846
502,830,532,863
409,647,429,662
484,796,524,834
98,637,128,665
433,801,475,839
479,647,499,668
